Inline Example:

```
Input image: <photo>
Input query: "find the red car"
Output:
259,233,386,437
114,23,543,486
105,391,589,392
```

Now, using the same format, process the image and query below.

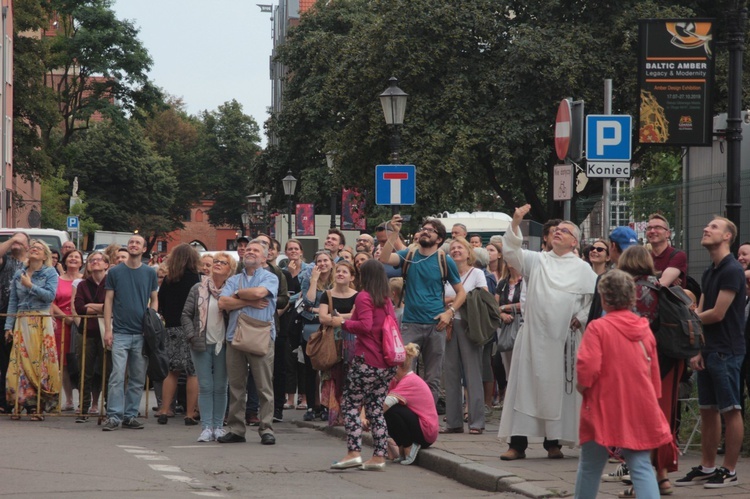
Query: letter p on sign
585,115,632,162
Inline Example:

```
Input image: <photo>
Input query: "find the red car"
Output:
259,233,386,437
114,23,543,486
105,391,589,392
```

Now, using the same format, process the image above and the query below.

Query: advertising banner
638,19,714,146
295,204,315,236
341,188,366,230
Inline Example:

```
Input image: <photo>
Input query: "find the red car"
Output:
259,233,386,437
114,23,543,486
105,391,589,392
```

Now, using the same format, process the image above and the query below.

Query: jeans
191,345,228,429
574,441,659,499
698,351,745,412
107,333,147,424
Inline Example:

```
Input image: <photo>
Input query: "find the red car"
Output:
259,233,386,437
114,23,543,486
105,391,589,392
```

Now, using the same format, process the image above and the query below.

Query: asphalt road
0,410,517,498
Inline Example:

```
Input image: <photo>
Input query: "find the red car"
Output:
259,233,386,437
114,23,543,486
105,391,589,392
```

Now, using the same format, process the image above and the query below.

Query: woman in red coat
574,270,673,499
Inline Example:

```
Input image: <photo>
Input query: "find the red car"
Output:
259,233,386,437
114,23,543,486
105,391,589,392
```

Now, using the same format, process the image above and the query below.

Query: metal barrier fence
1,312,152,424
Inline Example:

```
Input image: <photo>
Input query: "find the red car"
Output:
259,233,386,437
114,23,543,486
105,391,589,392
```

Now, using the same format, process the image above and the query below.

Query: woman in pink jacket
574,270,673,499
330,259,396,471
384,342,439,465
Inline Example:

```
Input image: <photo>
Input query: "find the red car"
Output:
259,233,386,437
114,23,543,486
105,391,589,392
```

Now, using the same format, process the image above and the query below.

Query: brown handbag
231,313,272,356
305,291,341,371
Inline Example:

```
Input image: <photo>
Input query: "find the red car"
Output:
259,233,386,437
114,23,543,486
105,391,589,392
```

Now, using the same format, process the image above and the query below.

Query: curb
293,419,564,498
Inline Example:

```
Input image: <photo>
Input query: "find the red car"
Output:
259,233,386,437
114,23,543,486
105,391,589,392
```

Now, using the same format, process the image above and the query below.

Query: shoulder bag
230,274,273,356
305,291,341,371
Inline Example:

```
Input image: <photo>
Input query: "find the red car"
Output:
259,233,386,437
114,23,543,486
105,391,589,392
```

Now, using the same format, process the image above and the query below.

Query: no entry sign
555,99,572,161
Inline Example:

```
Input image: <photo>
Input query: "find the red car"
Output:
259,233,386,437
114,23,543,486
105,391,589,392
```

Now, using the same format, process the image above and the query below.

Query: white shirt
444,267,486,319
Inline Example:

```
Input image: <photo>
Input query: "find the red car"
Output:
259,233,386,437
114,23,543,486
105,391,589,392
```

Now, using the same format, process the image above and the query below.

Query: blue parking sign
67,216,79,230
586,115,632,162
375,165,416,206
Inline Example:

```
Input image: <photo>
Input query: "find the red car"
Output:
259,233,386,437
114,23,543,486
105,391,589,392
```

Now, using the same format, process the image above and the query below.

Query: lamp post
241,211,249,236
379,77,408,215
282,170,298,243
326,151,337,229
246,193,270,236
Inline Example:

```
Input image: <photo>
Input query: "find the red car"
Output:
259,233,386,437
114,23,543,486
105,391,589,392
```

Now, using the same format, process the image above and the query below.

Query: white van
0,228,71,252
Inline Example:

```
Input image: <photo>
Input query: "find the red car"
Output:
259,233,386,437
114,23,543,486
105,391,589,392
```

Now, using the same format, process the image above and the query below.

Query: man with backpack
676,216,746,489
379,215,465,405
647,213,688,287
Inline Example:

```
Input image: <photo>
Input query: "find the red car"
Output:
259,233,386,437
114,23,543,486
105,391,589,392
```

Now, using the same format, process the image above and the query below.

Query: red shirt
651,246,687,287
577,310,673,450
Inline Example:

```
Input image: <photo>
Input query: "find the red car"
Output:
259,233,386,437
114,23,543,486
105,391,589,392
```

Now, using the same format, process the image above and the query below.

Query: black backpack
142,308,169,383
637,280,704,359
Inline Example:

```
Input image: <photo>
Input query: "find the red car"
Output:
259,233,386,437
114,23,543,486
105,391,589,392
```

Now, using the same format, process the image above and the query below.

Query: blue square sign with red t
375,165,416,206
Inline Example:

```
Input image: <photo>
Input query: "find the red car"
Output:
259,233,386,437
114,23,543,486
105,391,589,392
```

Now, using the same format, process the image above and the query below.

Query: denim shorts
697,352,745,413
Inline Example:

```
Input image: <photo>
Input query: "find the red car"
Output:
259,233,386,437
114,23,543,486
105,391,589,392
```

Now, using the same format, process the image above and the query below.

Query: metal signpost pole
602,79,612,239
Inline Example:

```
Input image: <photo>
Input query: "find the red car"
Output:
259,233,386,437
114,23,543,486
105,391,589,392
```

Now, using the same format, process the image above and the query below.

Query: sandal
618,487,635,498
469,428,483,435
30,414,45,421
439,426,464,434
658,478,673,496
10,413,20,421
463,412,469,423
296,403,307,410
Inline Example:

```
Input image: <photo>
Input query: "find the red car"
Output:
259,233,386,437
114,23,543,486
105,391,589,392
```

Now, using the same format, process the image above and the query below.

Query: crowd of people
0,206,747,489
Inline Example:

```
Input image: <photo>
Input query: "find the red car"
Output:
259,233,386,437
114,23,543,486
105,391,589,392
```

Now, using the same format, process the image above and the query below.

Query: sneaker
122,417,144,429
273,409,284,423
75,416,89,423
213,427,226,440
102,419,120,431
602,463,630,482
319,408,329,421
197,428,214,442
303,409,316,422
704,467,738,488
675,465,718,486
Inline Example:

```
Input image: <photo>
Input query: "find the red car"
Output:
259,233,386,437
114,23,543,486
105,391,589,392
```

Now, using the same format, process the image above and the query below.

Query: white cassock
497,225,597,447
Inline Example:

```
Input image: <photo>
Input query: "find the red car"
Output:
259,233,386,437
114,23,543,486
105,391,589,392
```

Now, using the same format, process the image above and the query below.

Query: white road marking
135,454,170,461
163,474,200,484
149,464,183,473
191,492,226,497
171,445,220,449
124,448,157,454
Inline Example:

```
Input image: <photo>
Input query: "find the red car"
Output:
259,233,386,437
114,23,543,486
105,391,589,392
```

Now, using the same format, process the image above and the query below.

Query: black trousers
509,435,560,452
272,336,286,413
384,404,430,448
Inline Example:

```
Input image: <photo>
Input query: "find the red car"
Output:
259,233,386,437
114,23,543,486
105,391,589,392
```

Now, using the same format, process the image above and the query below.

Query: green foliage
40,171,68,229
201,100,262,231
625,150,683,222
267,0,742,224
63,121,178,239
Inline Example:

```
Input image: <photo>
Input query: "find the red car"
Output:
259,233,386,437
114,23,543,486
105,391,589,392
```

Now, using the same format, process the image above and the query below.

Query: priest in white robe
498,204,597,460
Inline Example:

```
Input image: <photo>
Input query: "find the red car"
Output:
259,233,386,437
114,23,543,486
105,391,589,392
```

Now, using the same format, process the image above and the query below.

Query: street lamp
246,193,270,236
379,76,408,214
282,170,298,242
326,151,337,229
241,212,249,236
379,76,408,164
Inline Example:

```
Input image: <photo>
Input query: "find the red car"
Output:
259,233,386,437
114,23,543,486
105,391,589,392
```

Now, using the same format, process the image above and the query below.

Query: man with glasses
379,215,464,405
647,213,688,287
102,234,158,431
499,205,597,461
218,239,279,446
355,234,374,255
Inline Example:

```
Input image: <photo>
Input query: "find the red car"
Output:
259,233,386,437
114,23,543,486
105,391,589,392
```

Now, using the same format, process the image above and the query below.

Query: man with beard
0,232,29,412
379,215,465,404
102,234,158,431
646,213,688,287
355,233,375,255
218,239,279,445
498,205,596,460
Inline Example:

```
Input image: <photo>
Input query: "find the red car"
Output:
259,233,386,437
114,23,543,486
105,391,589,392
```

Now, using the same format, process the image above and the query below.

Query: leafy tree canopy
268,0,747,223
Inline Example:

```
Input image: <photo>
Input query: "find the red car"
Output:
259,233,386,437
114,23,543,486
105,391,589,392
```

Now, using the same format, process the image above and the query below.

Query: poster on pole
638,19,714,146
341,188,366,230
295,204,315,236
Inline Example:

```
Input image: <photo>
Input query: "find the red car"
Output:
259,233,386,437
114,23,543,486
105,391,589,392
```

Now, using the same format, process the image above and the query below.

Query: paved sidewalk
294,406,750,498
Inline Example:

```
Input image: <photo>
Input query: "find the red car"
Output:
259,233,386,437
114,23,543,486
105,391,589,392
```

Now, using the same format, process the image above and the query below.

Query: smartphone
401,214,412,222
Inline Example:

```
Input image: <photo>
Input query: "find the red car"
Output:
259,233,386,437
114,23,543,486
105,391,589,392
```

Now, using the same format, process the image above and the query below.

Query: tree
63,121,177,246
141,97,204,231
201,100,262,232
40,168,101,234
268,0,742,223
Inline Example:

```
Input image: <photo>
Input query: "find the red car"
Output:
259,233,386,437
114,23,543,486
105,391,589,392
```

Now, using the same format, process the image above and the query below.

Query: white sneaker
213,427,226,440
602,463,630,482
197,428,213,442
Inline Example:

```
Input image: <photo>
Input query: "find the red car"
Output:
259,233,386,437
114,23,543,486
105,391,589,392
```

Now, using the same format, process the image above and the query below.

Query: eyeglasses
29,246,45,252
555,227,574,237
419,227,438,235
646,225,668,231
213,260,230,266
590,246,608,253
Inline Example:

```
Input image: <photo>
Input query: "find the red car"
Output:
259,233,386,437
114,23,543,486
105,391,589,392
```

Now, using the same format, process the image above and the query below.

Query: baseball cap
609,226,638,251
236,236,250,244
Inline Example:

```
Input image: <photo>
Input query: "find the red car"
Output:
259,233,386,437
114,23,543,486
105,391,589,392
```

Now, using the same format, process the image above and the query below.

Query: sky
111,0,275,146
